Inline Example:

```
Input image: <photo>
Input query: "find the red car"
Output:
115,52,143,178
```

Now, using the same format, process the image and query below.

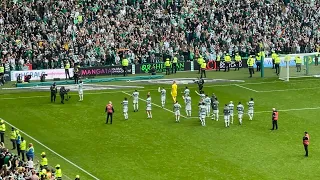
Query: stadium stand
0,0,320,178
0,0,319,71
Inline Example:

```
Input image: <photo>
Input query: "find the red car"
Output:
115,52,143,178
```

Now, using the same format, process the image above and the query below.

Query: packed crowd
0,0,319,71
0,125,80,180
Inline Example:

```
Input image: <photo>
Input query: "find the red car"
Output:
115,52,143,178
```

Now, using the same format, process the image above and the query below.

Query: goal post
279,53,318,81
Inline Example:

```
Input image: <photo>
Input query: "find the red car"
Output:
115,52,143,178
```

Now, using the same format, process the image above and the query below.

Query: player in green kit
173,101,182,122
158,87,166,108
247,98,254,120
228,101,234,124
237,102,244,125
182,94,192,117
183,87,190,98
121,97,129,120
211,98,219,121
223,104,230,127
200,102,207,126
204,95,211,117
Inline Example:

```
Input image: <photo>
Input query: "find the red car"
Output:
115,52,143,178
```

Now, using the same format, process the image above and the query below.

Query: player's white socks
124,113,128,120
231,116,234,124
225,121,229,127
185,110,191,117
134,104,139,111
239,118,242,125
148,112,152,119
213,113,219,121
176,116,180,122
249,113,253,120
161,101,165,108
201,119,205,126
207,108,211,117
79,94,83,101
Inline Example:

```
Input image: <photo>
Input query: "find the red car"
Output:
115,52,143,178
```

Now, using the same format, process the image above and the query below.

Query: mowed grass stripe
2,78,320,100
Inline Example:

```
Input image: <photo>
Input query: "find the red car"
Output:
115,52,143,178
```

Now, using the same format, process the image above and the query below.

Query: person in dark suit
60,86,67,104
50,82,57,102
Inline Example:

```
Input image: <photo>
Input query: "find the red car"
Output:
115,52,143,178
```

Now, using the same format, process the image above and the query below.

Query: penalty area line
122,91,187,118
189,107,320,118
0,118,100,180
234,84,259,92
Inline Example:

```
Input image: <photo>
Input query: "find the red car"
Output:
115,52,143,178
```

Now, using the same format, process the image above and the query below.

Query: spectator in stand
26,143,34,161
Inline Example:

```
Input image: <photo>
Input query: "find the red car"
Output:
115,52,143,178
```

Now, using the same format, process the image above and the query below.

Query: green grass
1,69,320,180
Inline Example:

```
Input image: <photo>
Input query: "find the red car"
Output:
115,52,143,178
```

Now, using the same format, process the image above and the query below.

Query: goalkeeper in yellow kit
171,81,178,102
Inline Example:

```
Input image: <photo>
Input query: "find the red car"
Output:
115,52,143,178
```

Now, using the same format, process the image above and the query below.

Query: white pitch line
0,90,135,100
234,84,259,92
0,118,100,180
1,78,320,100
258,87,320,92
122,91,187,118
190,106,320,118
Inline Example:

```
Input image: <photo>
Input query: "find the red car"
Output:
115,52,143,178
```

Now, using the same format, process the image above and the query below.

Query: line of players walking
120,87,254,127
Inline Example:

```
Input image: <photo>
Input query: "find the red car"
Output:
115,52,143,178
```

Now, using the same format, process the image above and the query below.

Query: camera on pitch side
40,73,48,82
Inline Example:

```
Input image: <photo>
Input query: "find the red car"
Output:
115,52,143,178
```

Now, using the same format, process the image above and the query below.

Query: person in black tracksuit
74,67,79,84
50,83,57,102
195,77,204,91
60,86,67,104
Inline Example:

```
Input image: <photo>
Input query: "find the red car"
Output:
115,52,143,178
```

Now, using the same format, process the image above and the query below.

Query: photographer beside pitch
60,86,70,104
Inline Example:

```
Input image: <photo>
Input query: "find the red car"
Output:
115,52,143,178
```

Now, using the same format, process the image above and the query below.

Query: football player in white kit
146,92,152,119
195,90,205,102
132,90,139,112
223,104,230,127
183,87,190,98
247,98,254,120
182,94,192,117
199,102,207,126
173,101,182,122
158,87,166,108
204,95,211,117
228,101,235,124
78,80,84,101
121,97,129,120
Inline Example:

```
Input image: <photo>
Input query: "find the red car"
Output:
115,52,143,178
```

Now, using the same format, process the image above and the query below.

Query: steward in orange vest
271,108,278,130
303,132,309,157
105,101,115,124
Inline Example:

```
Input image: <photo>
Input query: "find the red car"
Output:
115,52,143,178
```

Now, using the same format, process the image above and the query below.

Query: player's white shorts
78,90,83,95
206,105,211,109
175,110,180,116
146,106,152,111
238,114,243,119
123,108,128,113
161,97,166,102
229,111,234,116
185,105,191,111
200,114,206,119
248,109,254,114
133,99,138,104
224,115,229,122
213,110,219,114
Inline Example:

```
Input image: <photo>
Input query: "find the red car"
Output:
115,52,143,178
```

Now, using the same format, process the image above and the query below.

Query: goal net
279,53,319,81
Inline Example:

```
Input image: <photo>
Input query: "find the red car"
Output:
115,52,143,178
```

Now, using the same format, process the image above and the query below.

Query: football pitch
1,70,320,180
